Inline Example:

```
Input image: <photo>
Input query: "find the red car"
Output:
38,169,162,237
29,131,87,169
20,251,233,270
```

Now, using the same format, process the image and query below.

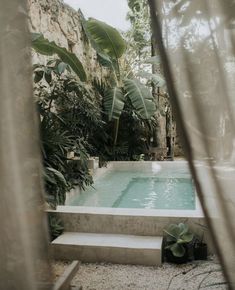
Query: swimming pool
68,161,196,210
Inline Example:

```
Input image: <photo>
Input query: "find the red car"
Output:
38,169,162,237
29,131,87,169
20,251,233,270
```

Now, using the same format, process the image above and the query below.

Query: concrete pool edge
55,204,204,218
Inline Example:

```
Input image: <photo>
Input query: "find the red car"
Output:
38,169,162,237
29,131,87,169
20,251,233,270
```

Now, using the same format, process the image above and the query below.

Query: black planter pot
194,243,207,260
165,248,189,264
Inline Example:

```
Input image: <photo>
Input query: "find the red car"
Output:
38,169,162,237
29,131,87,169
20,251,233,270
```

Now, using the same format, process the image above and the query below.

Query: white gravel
54,256,228,290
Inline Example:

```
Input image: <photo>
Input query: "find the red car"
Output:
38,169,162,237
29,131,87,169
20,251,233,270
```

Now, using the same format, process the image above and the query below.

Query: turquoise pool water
69,164,196,210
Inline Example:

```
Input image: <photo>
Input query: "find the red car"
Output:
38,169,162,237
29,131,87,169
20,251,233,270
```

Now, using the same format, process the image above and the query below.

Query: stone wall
28,0,106,82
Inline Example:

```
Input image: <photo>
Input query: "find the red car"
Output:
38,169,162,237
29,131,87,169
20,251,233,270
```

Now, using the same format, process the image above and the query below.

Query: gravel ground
54,256,227,290
51,261,68,282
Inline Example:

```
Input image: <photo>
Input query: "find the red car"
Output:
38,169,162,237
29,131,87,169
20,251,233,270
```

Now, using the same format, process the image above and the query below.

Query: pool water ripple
69,167,195,210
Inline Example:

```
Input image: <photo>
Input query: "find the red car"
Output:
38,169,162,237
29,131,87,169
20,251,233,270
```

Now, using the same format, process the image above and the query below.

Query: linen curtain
148,0,235,288
0,1,52,289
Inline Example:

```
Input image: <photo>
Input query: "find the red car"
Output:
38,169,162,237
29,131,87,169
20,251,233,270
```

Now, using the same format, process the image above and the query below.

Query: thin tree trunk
151,35,167,160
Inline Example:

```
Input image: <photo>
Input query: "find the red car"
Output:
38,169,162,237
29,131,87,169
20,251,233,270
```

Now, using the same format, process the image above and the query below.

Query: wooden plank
53,261,80,290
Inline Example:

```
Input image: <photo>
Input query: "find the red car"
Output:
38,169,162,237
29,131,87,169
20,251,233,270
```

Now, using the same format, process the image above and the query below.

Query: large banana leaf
80,10,112,65
104,87,125,120
124,78,156,119
32,33,87,82
86,18,126,60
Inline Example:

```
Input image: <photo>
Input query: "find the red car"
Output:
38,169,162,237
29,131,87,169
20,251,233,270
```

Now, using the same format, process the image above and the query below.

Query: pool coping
55,203,204,218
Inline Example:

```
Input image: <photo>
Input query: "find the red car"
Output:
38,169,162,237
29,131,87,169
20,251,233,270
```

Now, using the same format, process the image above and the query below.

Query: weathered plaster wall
28,0,106,81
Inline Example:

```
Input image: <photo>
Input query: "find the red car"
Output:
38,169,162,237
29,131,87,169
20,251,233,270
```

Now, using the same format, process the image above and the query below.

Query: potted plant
193,224,208,260
164,223,194,264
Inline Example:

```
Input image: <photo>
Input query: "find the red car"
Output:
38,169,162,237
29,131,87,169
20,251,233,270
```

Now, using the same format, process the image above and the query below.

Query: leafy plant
86,19,126,58
48,213,64,241
32,33,87,82
33,59,104,207
44,167,68,207
33,59,71,84
164,223,194,257
32,18,158,163
124,79,157,119
103,87,125,121
82,16,157,147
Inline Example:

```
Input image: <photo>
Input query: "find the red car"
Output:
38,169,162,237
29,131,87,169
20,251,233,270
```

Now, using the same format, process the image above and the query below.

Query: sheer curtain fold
148,0,235,288
0,1,52,289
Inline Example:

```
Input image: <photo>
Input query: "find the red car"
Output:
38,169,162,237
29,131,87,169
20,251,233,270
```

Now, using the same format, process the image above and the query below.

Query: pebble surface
53,257,227,290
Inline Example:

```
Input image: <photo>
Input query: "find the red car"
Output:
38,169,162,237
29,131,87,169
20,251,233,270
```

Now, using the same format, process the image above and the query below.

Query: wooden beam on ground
53,261,80,290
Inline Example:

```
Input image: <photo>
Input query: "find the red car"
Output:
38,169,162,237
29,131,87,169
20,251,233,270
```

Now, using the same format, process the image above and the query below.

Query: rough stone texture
28,0,107,82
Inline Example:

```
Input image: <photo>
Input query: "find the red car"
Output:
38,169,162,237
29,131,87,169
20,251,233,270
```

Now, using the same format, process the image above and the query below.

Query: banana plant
32,33,87,82
82,16,157,145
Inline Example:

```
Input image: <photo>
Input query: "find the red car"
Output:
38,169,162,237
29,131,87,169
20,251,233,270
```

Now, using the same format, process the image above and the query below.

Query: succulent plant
164,223,194,257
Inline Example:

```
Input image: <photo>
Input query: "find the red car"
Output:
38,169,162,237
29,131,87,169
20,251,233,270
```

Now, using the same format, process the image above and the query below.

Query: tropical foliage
32,33,87,82
48,213,64,241
33,58,103,207
81,16,157,147
31,10,165,206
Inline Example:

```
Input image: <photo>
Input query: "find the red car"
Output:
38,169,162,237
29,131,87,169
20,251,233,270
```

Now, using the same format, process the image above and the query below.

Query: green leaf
163,229,177,241
57,62,68,74
103,87,125,120
178,223,188,235
86,18,126,60
124,78,156,119
80,12,115,70
181,233,194,243
165,223,188,240
46,167,67,186
31,33,87,82
170,243,186,257
97,53,114,68
164,223,194,245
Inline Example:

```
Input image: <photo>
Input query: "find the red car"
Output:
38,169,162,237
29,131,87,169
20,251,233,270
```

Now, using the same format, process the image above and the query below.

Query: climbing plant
125,0,152,73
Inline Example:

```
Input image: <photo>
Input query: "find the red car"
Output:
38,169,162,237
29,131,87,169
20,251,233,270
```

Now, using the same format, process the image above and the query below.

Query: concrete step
51,232,163,266
53,206,204,236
